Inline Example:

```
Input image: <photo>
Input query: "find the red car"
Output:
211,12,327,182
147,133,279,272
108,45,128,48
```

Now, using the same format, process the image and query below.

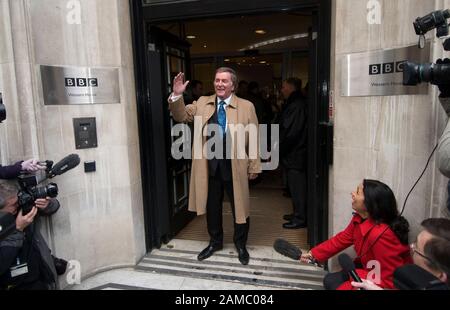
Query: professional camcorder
403,9,450,86
17,154,81,215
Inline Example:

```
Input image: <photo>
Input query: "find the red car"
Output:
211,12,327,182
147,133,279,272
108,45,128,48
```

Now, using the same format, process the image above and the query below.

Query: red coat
311,214,412,290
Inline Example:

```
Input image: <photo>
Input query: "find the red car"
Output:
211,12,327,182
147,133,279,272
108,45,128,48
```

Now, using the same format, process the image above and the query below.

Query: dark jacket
0,162,22,179
247,93,266,125
280,91,308,170
207,104,232,181
0,199,60,290
437,96,450,178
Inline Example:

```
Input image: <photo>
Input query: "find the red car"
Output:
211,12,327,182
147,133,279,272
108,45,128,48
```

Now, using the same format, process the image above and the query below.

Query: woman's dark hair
363,179,410,245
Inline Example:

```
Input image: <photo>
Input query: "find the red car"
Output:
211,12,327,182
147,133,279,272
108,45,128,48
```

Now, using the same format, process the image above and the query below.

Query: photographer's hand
21,159,46,172
15,207,38,232
35,198,50,210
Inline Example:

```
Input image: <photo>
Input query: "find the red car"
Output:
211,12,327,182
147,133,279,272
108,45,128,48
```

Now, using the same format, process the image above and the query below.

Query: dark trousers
323,271,349,290
286,168,307,224
206,174,249,249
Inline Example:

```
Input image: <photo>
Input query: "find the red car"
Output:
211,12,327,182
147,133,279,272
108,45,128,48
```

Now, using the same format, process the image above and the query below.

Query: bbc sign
341,43,430,96
369,61,406,75
65,78,98,88
41,65,120,105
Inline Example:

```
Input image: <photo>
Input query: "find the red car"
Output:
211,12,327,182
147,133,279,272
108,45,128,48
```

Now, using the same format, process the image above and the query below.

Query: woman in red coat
301,180,412,290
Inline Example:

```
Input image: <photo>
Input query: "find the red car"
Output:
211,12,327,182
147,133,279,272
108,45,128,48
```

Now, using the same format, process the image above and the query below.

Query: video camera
403,9,450,86
17,154,80,215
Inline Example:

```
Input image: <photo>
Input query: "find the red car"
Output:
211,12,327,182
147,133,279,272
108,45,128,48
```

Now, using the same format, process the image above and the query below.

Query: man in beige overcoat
168,67,261,265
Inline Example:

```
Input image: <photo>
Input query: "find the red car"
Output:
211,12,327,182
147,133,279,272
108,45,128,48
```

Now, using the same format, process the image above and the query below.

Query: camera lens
403,61,422,86
33,183,59,199
46,183,59,198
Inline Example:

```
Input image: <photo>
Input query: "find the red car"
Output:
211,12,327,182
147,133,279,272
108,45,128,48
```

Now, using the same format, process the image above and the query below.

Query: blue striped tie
218,101,226,136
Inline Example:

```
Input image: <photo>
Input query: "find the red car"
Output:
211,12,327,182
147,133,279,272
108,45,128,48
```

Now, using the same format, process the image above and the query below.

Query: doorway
130,0,332,251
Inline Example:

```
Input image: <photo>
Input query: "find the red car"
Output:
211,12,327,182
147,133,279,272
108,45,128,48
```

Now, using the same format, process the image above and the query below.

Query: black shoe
283,221,307,229
283,214,294,221
237,247,250,265
197,245,223,261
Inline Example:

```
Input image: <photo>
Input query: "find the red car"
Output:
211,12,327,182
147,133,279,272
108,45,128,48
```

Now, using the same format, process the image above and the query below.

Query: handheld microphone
338,253,363,285
273,238,323,267
274,238,302,260
48,154,80,178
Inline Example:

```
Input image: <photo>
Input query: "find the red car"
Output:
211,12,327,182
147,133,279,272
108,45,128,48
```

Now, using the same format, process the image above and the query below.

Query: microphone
338,253,363,284
48,154,80,177
273,238,323,267
274,238,302,260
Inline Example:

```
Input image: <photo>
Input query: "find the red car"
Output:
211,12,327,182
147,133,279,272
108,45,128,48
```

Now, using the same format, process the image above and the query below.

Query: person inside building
301,180,412,290
184,80,204,105
280,78,308,229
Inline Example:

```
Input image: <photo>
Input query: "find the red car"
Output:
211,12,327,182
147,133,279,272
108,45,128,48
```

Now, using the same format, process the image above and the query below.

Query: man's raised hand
173,72,189,97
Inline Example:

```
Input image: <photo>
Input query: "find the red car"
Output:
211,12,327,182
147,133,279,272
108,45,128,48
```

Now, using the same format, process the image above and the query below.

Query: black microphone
273,238,302,260
338,253,363,285
273,238,323,267
49,154,80,177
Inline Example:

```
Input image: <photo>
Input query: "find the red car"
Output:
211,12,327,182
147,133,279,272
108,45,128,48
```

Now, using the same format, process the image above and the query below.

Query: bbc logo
369,61,406,75
65,78,98,87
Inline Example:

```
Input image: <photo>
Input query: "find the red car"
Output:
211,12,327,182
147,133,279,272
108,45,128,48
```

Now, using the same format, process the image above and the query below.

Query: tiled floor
71,239,325,290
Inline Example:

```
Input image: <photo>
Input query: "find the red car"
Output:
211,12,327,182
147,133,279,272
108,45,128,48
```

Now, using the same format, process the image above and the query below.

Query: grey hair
215,67,238,89
0,180,19,210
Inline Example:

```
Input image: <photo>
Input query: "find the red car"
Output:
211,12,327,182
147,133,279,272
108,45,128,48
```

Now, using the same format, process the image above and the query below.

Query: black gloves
436,58,450,98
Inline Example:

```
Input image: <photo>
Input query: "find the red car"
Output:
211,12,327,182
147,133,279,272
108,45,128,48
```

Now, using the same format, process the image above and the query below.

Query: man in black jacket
280,78,308,229
0,181,63,290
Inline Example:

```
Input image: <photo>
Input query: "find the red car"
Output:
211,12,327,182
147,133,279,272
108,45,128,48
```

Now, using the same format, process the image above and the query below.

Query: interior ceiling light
259,60,267,64
239,33,308,51
255,29,267,35
224,59,230,62
186,35,196,39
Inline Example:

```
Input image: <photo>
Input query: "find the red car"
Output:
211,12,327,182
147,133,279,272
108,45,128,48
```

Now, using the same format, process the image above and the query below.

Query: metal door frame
130,0,332,251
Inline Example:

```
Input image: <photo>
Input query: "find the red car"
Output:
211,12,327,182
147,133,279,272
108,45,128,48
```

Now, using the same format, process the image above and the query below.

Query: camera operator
436,59,450,179
0,180,62,290
351,218,450,290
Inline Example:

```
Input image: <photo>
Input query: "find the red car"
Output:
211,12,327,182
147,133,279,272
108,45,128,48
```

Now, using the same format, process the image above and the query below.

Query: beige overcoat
169,94,262,224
